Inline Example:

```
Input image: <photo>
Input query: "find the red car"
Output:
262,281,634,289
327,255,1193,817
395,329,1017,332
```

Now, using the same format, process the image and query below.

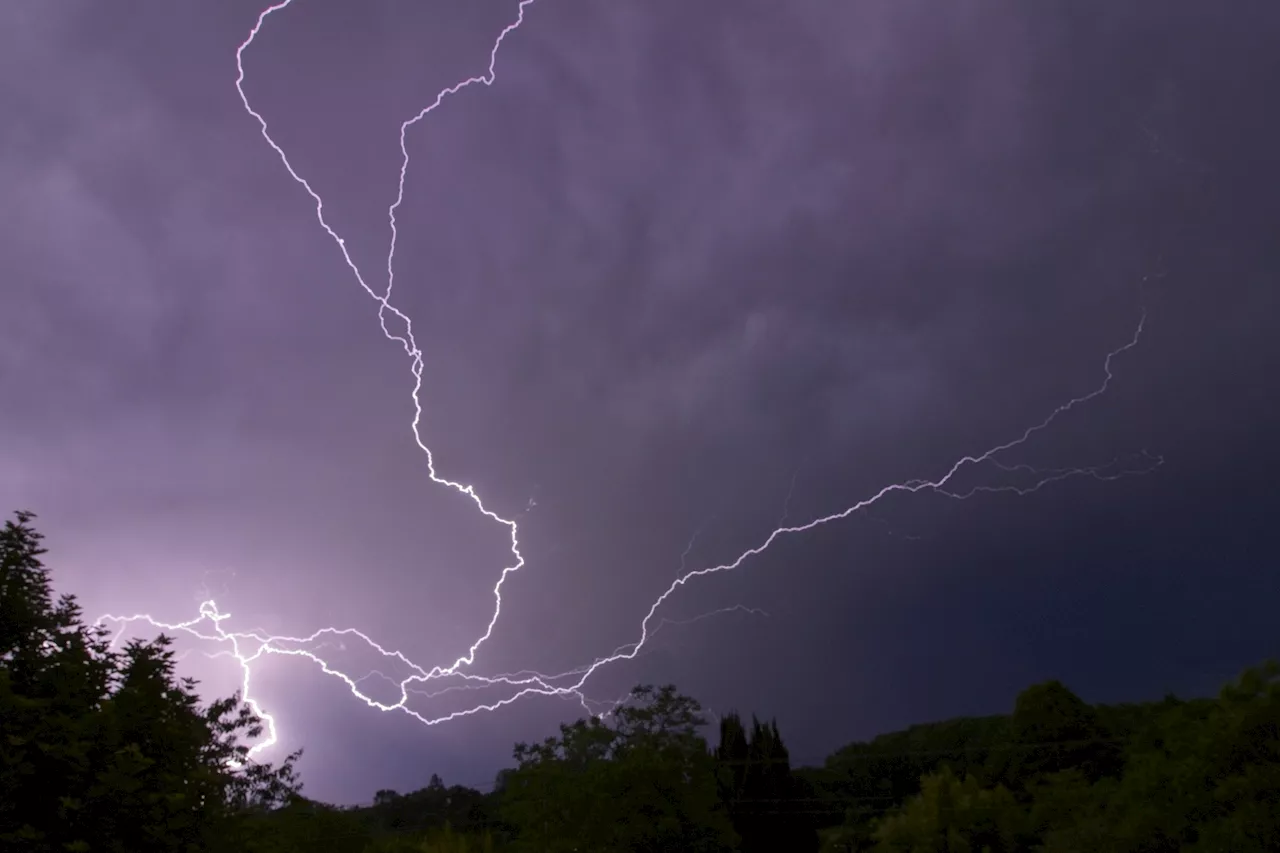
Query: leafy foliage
871,766,1025,853
500,684,738,852
363,774,498,837
0,511,301,852
816,668,1280,851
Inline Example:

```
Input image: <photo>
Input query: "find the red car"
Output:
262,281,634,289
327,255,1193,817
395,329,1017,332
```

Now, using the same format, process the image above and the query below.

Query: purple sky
4,0,1279,805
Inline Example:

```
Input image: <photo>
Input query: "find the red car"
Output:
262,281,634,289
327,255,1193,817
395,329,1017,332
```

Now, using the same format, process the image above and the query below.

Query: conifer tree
714,711,818,852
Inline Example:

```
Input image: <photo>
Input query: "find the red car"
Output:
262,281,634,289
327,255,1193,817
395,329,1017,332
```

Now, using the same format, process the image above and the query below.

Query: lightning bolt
96,0,1163,762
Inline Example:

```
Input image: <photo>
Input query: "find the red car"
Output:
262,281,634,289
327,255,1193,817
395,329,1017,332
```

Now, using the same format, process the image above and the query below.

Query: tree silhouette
714,711,818,852
0,511,301,852
501,684,737,852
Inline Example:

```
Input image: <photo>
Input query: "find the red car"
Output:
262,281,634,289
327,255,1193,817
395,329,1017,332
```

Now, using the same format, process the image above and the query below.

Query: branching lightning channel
96,0,1163,760
231,0,537,680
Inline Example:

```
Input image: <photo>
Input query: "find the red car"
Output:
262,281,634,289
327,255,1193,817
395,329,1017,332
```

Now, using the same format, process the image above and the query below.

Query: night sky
3,0,1279,806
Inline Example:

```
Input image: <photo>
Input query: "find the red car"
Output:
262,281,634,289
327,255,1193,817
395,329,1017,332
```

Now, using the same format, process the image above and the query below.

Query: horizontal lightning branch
95,0,1161,759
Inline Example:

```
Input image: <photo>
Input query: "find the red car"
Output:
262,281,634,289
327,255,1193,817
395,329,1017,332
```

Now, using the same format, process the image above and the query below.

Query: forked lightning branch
98,0,1162,759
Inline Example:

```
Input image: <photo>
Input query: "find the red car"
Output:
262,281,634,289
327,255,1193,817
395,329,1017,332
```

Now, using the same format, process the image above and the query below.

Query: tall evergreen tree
714,711,818,852
715,712,751,802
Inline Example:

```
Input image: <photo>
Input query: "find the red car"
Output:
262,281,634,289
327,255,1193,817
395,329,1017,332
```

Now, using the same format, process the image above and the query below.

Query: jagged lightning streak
231,0,537,678
98,1,1163,760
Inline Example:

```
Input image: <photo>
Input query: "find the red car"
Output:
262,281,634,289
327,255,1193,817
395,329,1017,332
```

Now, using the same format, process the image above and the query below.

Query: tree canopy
500,683,738,852
6,508,1280,852
0,511,301,852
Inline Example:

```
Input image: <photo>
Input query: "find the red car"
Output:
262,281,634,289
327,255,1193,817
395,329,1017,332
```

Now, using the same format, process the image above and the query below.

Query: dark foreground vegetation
4,509,1279,851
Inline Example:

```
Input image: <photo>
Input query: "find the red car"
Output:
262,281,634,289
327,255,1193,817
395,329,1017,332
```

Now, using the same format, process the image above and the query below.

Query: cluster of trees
810,666,1280,851
5,509,1279,851
0,511,812,852
0,511,300,852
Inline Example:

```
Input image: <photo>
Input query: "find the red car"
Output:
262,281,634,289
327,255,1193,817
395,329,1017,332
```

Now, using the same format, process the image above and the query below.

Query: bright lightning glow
96,1,1163,761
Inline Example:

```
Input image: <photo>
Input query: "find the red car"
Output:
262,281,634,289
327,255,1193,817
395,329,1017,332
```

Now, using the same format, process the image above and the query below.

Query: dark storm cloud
4,0,1278,804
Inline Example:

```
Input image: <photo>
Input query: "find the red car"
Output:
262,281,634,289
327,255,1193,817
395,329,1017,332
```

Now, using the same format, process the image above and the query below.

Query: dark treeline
4,510,1279,851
